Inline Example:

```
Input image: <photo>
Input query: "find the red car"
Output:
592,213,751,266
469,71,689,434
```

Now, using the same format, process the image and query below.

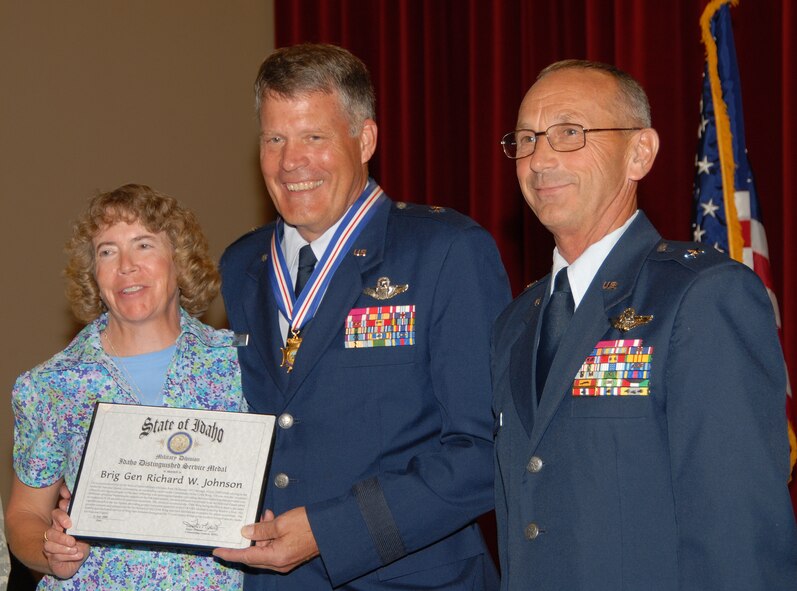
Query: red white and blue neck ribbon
268,179,385,333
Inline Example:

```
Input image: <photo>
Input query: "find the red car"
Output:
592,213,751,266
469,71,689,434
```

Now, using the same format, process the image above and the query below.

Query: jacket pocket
338,344,417,367
571,395,650,418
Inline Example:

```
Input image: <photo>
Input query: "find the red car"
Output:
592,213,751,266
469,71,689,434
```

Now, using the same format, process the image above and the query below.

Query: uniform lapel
510,283,547,438
281,198,390,404
242,233,290,394
530,286,611,448
528,212,662,452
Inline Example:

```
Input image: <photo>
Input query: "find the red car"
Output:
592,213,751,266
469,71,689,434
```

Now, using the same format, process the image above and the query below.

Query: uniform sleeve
666,263,797,590
306,225,512,585
12,371,65,487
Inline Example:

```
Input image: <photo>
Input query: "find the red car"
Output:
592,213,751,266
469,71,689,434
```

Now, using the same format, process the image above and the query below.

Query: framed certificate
67,403,276,550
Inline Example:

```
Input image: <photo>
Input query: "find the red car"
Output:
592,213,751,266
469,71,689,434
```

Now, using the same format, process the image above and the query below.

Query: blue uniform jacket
221,194,511,590
492,212,797,590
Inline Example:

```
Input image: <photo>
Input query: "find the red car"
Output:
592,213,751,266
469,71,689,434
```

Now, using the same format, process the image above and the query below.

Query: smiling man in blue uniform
213,43,510,590
492,60,797,590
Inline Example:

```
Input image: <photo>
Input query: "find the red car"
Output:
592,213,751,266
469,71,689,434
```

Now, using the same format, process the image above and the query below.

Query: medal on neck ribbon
268,179,385,372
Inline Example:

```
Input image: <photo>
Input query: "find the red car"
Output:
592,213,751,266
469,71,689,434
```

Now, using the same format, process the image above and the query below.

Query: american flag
692,0,795,474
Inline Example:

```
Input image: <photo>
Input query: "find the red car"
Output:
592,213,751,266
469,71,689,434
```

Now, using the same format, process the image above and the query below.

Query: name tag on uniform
572,339,653,396
344,305,416,348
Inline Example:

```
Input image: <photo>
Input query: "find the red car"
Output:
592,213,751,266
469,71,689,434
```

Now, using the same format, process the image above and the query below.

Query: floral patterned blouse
13,310,246,590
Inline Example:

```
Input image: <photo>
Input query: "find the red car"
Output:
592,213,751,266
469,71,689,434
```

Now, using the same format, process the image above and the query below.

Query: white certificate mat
67,403,275,550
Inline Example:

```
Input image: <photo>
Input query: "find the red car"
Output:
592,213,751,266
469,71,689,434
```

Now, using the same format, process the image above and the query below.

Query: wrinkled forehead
517,69,619,129
259,89,347,119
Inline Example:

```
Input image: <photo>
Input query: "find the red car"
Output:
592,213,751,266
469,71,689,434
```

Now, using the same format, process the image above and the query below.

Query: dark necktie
294,244,317,297
536,267,574,401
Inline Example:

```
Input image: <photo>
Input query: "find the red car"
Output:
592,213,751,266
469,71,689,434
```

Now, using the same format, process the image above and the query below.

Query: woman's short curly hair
65,183,220,324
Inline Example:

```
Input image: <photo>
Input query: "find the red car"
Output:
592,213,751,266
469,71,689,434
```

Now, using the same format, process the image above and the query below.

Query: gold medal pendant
280,331,303,373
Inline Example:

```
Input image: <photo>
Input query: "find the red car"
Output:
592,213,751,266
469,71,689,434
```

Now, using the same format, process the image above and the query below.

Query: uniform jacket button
274,473,290,488
278,413,294,429
527,456,544,473
525,522,541,540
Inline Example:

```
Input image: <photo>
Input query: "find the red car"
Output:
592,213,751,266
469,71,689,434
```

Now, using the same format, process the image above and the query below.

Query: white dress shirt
549,210,639,309
278,216,344,341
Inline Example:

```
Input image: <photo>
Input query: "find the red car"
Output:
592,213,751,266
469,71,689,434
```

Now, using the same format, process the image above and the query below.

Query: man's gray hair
254,43,376,135
538,59,652,128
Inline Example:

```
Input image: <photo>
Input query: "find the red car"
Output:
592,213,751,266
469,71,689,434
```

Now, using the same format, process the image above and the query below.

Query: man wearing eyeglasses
491,59,797,590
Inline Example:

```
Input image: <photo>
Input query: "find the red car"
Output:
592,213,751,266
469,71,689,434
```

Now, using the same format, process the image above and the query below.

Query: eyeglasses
500,123,642,159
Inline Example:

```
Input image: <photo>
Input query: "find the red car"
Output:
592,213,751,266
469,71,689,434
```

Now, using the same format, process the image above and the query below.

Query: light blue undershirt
111,345,176,406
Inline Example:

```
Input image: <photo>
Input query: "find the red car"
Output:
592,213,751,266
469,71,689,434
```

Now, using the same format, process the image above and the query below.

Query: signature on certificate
182,518,220,534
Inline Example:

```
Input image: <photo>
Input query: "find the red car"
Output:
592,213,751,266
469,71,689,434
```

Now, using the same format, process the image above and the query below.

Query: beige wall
0,1,275,505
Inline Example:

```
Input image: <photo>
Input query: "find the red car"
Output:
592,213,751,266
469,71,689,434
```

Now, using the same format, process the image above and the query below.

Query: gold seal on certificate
67,403,276,550
167,432,193,454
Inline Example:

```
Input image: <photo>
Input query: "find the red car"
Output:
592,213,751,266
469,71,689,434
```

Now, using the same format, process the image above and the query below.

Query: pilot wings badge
611,308,653,333
363,277,408,300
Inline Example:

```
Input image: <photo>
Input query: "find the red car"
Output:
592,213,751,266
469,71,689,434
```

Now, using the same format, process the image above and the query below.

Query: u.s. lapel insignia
534,297,542,307
353,249,367,257
363,277,409,300
602,281,618,290
611,308,653,333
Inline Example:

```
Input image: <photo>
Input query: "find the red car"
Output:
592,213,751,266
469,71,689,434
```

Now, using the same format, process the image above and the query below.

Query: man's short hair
538,59,652,128
254,43,376,135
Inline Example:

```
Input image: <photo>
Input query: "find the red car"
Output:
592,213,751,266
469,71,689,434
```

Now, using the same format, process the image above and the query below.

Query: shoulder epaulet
390,201,477,230
649,239,729,270
520,275,548,296
224,223,273,251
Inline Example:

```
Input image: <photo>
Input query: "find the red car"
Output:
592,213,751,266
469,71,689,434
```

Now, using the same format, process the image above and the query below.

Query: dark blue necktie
536,268,574,401
294,244,317,297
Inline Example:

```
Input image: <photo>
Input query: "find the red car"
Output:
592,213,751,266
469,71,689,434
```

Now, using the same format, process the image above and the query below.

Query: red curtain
275,0,797,505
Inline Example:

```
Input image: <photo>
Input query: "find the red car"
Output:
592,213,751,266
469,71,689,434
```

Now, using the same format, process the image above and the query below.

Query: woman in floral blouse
5,184,245,590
